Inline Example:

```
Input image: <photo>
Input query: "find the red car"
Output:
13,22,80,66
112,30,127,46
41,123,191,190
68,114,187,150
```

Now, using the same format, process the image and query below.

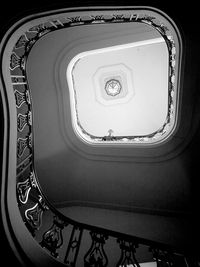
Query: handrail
1,7,199,266
18,167,197,266
18,169,193,266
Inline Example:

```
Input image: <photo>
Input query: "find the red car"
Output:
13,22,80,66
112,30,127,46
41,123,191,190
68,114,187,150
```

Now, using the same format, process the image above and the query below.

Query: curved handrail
1,7,198,266
18,168,192,266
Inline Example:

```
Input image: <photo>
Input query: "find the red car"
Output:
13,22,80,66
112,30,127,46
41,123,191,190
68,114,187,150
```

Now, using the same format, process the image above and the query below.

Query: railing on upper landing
1,7,199,267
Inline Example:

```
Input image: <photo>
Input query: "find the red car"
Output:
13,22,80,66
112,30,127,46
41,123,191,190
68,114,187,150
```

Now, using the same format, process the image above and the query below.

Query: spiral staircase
1,5,200,267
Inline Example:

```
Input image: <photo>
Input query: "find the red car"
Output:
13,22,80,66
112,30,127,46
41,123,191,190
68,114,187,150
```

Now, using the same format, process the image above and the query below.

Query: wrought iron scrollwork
15,34,29,49
27,23,51,38
28,23,46,33
64,226,83,266
15,90,26,108
84,232,108,267
17,178,31,204
17,134,32,158
15,89,30,108
10,52,25,71
117,239,140,267
17,172,37,204
70,16,82,23
40,216,67,258
10,52,21,70
25,195,48,236
92,15,104,22
17,137,28,158
17,111,32,132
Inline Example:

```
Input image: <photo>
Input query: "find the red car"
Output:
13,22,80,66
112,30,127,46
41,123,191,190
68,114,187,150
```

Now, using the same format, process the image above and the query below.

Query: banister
1,6,199,267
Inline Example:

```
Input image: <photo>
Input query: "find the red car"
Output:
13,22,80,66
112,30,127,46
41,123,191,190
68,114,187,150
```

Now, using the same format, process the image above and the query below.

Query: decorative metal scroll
17,178,31,204
117,239,140,267
17,111,32,132
40,216,67,257
84,232,108,267
64,226,83,266
17,134,32,158
10,52,25,71
15,34,29,49
14,89,30,108
25,195,48,236
17,172,37,204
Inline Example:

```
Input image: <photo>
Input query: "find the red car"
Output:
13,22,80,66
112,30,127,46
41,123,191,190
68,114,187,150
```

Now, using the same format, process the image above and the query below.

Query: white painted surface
67,37,169,139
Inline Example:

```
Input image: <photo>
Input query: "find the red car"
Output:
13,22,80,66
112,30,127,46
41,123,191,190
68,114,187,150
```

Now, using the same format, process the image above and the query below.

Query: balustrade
2,8,199,267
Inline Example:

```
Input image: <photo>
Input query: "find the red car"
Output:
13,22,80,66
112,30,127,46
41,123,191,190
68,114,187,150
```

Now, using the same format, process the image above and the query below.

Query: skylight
66,18,179,146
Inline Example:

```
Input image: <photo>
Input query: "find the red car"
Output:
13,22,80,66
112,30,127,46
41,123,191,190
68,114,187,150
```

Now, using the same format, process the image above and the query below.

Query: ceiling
25,8,200,219
68,37,169,142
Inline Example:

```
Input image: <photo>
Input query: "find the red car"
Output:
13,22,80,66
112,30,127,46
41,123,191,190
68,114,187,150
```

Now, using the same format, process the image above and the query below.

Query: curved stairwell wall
27,6,194,218
1,3,200,267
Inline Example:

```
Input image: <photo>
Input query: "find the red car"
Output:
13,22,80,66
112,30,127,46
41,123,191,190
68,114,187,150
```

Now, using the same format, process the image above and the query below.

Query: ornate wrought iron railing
3,8,199,266
17,169,198,267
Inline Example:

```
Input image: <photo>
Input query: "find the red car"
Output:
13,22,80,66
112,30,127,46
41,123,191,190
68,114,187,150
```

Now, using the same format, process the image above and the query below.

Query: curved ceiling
1,4,200,263
23,8,197,217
